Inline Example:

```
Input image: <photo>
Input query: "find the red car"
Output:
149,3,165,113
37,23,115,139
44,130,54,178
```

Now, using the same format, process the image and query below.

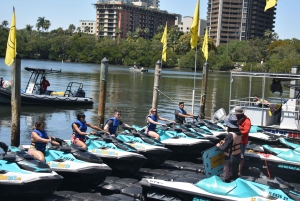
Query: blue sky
0,0,299,40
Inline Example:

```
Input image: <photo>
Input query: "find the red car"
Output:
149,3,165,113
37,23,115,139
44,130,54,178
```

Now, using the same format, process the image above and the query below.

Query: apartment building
207,0,276,46
94,1,176,39
177,16,207,36
78,20,97,34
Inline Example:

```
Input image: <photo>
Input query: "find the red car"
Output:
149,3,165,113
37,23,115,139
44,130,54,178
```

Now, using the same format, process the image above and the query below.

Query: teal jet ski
132,124,214,160
16,138,112,191
0,142,62,201
244,144,300,183
140,175,300,201
116,127,172,167
280,138,300,152
83,133,147,175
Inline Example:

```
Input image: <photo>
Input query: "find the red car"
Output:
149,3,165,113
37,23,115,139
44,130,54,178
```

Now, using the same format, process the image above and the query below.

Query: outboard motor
73,89,85,97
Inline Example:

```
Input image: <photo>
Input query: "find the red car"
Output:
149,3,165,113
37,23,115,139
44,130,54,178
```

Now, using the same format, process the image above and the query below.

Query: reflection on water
0,58,289,146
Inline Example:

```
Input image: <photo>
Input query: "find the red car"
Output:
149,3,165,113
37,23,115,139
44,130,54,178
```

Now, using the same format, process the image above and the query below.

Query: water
0,58,285,146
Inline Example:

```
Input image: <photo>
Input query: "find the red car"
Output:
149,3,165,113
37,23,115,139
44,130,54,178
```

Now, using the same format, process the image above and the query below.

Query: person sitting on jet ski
216,114,242,182
28,120,60,162
71,112,103,149
104,110,131,137
146,108,176,140
174,102,194,124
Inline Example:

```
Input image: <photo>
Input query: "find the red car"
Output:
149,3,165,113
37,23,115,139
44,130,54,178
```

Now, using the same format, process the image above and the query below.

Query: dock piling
152,60,162,109
98,57,109,128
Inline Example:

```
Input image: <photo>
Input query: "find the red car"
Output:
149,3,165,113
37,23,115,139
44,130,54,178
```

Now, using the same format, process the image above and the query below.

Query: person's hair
34,120,45,130
179,102,184,105
149,108,158,117
77,112,86,120
227,127,241,134
114,110,121,114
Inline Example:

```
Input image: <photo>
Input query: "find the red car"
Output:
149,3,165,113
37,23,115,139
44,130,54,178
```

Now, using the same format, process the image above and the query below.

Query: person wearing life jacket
174,102,194,124
146,108,176,140
234,106,251,177
216,114,242,182
71,112,103,149
28,120,60,162
104,110,131,136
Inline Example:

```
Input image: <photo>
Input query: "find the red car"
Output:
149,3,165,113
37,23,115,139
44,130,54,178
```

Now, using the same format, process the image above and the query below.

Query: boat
228,68,300,140
15,140,112,191
0,67,94,106
116,128,173,167
83,134,148,175
244,143,300,183
132,125,214,160
0,142,63,201
129,66,148,72
139,175,300,201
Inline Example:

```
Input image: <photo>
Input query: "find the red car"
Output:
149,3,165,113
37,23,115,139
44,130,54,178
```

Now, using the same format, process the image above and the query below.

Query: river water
0,58,283,146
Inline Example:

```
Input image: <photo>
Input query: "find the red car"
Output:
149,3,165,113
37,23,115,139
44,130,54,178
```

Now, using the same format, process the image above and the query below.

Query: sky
0,0,299,40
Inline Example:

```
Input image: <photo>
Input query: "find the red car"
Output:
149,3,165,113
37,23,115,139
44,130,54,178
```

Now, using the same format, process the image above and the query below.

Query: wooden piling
98,57,109,128
199,62,209,119
11,54,21,146
152,60,162,109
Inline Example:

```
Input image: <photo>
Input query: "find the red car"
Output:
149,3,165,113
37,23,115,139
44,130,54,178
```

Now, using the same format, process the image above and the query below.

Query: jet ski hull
0,174,62,201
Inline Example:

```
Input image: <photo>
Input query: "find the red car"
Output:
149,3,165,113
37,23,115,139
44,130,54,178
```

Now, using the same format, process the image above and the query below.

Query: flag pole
192,46,197,114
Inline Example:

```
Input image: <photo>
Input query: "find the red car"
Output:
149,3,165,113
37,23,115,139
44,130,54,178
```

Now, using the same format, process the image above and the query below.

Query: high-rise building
94,1,176,39
177,16,207,36
96,0,159,8
207,0,276,46
78,20,97,34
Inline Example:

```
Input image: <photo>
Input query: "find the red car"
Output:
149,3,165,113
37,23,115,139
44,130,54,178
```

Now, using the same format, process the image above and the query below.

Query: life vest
175,108,186,124
147,114,157,131
72,119,87,140
31,129,48,153
224,132,241,156
105,117,120,134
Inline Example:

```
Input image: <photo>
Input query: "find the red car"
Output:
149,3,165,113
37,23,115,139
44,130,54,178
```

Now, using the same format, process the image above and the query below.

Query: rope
260,152,271,179
156,88,177,103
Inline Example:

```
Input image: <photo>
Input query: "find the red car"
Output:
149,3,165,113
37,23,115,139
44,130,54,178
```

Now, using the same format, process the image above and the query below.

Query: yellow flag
5,7,17,66
190,0,199,49
161,22,167,62
202,29,208,61
264,0,277,12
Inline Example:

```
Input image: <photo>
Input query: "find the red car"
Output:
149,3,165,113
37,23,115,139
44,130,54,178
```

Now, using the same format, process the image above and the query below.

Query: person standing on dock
233,106,251,176
104,110,131,137
174,102,194,124
0,77,3,87
41,76,50,94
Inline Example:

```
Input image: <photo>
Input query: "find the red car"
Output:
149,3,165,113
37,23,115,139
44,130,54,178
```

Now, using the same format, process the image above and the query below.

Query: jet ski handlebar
0,142,8,153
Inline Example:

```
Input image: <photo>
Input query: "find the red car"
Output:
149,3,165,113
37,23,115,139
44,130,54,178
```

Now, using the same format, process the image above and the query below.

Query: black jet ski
0,142,62,201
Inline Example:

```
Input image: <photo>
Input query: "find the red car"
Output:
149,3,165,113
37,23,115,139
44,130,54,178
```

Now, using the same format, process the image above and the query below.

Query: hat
233,106,244,114
224,114,239,128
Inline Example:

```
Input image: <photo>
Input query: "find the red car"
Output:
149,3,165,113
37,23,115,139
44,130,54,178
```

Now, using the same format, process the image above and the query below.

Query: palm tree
157,25,164,33
115,27,122,43
1,20,8,28
25,24,33,36
77,27,81,32
144,27,150,39
135,26,143,37
36,17,45,32
57,27,64,35
84,26,90,33
43,20,51,32
68,24,76,35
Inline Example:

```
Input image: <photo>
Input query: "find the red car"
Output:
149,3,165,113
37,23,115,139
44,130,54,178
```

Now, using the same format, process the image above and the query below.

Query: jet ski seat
195,176,236,195
279,138,300,152
263,145,300,162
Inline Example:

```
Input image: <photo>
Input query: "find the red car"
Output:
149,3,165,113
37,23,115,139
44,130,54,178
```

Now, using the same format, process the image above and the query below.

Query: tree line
1,18,300,72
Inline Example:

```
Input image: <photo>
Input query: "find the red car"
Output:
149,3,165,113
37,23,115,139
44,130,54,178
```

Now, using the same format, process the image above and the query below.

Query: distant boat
129,66,148,73
0,67,94,106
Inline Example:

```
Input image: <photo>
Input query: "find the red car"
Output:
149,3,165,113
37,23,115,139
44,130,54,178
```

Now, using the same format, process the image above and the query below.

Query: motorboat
132,125,214,161
0,142,62,201
129,66,148,72
227,68,300,140
16,140,112,191
244,143,300,183
0,67,93,106
83,134,148,175
116,128,172,167
139,175,300,201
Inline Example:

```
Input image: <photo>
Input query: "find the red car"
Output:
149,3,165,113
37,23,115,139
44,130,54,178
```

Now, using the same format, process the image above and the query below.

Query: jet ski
0,142,62,201
244,144,300,183
116,128,172,167
279,138,300,152
140,174,300,201
132,124,214,161
83,133,147,175
16,138,112,191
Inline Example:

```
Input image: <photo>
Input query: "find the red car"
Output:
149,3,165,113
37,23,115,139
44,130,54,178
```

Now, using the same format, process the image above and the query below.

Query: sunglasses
117,113,121,116
152,110,157,112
